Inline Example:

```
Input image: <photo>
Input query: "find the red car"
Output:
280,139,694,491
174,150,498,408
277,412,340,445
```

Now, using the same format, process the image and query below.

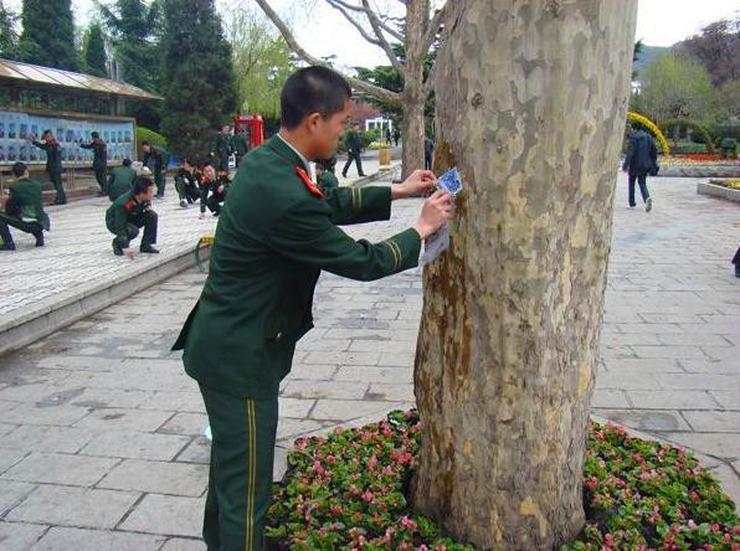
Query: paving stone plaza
0,173,737,549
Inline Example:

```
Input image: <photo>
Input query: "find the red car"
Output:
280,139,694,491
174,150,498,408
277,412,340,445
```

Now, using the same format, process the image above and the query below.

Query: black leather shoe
113,239,123,256
140,245,160,254
34,232,44,247
0,243,16,251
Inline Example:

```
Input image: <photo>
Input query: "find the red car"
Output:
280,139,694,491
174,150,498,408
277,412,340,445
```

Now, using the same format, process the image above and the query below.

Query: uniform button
276,332,283,339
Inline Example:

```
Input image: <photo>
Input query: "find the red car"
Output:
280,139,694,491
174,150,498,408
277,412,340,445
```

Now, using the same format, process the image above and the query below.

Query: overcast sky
4,0,739,70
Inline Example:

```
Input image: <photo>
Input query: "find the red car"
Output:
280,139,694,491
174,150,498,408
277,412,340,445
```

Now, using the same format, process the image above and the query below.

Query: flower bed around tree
266,410,739,550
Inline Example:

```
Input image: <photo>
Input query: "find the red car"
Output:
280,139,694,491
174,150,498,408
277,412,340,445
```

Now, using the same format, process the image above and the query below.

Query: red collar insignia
295,166,324,199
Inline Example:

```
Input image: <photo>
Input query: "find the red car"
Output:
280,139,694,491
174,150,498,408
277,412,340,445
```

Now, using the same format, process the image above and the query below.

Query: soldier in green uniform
0,162,49,250
341,122,365,178
231,128,249,168
315,157,339,194
172,66,452,551
105,176,160,257
214,125,233,173
206,170,230,216
80,131,108,195
107,158,136,202
28,130,66,205
174,158,200,208
142,141,166,198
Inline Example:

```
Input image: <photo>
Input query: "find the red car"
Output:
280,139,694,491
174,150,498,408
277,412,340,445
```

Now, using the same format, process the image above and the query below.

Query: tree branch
329,0,404,42
422,1,449,55
324,0,380,47
253,0,402,106
358,0,406,73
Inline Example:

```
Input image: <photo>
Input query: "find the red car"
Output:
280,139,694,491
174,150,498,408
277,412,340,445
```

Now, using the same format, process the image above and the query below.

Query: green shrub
136,127,168,151
669,143,710,155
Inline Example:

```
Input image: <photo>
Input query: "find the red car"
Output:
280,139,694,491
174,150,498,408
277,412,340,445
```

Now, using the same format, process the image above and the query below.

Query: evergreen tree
83,23,107,77
160,0,238,158
99,0,159,90
18,0,79,70
0,1,18,59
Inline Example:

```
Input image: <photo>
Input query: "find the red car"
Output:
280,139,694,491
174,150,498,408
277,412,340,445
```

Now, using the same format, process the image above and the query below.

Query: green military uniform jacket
105,191,148,238
318,170,339,194
173,136,421,399
107,165,136,201
345,130,362,154
32,141,63,173
6,178,50,230
231,133,249,157
80,140,107,168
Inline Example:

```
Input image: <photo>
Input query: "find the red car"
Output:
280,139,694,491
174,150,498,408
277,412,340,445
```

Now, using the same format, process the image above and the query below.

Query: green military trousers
199,384,279,551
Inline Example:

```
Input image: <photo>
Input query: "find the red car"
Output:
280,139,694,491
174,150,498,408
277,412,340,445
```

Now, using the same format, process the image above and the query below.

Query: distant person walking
341,122,365,178
622,124,658,212
424,136,434,171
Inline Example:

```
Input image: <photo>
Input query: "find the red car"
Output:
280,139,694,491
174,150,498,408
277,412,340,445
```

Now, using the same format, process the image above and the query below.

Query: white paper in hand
420,167,462,266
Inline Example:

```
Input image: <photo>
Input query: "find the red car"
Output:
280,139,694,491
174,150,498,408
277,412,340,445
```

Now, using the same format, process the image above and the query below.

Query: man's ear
305,112,323,132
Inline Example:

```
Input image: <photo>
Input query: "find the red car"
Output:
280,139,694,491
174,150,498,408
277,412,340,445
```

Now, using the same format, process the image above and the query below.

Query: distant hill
633,45,673,78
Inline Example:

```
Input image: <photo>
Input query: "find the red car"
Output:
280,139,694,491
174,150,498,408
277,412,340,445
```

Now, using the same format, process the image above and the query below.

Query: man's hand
123,247,137,259
413,190,454,239
392,169,437,199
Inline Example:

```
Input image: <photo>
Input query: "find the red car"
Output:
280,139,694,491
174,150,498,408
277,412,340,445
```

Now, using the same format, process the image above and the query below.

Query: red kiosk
233,114,265,149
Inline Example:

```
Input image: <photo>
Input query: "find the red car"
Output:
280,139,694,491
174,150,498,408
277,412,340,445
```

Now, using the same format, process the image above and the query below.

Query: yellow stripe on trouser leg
199,385,279,551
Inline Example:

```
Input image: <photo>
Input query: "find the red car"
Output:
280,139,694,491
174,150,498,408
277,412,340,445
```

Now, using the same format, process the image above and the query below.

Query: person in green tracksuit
79,131,108,195
107,158,136,202
172,66,452,551
105,176,160,257
0,162,50,250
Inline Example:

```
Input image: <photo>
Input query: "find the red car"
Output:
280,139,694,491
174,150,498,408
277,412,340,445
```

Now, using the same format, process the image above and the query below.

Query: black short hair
12,162,27,177
91,131,99,139
280,66,352,129
141,140,151,146
122,158,132,167
42,129,52,138
132,176,155,195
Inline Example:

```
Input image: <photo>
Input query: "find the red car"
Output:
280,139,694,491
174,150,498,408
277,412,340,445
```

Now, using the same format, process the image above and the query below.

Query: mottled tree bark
401,0,429,178
412,1,637,549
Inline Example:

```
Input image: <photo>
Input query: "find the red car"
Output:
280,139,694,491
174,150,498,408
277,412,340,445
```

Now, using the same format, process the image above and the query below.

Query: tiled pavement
0,174,737,549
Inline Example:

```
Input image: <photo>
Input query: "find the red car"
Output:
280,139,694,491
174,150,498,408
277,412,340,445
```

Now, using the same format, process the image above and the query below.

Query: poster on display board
0,110,134,166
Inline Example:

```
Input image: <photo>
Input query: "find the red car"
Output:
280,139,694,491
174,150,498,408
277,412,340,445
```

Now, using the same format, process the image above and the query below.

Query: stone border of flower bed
659,165,740,178
696,181,740,203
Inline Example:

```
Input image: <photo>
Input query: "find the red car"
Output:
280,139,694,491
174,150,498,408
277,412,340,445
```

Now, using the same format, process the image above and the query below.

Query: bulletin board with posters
0,109,135,167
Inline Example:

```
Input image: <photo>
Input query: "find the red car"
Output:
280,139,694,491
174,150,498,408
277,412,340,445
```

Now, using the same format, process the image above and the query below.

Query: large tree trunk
412,1,637,549
400,0,429,179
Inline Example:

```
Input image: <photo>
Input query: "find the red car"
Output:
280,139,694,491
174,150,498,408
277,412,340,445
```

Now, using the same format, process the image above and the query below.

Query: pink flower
311,461,326,475
361,490,375,503
368,455,378,470
400,516,417,531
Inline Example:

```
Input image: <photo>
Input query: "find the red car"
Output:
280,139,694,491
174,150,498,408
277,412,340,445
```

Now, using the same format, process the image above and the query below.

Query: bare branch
358,0,406,73
325,0,381,47
253,0,402,105
422,1,449,55
329,0,404,42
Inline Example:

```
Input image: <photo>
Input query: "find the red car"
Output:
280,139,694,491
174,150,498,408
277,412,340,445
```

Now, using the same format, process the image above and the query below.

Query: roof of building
0,58,162,101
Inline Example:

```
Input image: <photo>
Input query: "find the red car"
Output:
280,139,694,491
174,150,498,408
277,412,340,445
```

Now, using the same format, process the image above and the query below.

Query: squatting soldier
206,170,230,216
175,158,200,208
80,131,108,195
28,130,66,205
0,162,49,250
172,66,452,550
107,159,136,202
105,176,160,257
